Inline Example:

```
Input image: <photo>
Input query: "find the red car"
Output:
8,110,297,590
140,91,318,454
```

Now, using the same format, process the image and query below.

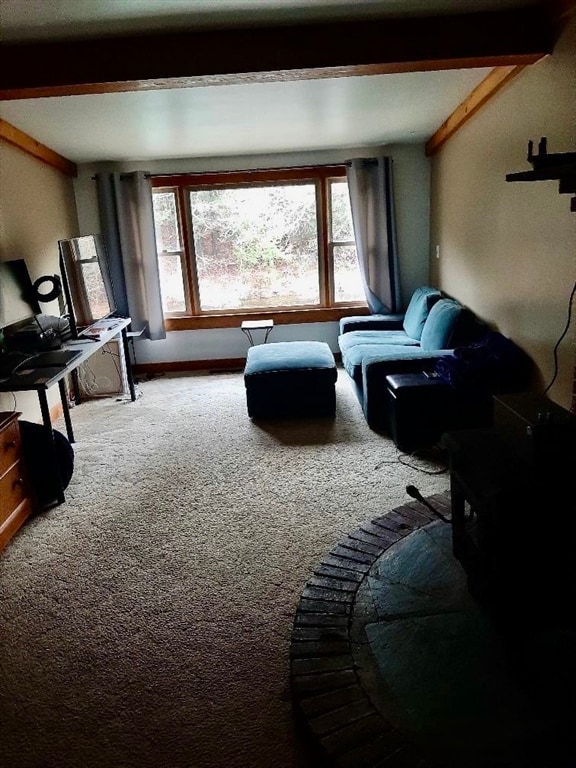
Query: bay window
151,166,366,329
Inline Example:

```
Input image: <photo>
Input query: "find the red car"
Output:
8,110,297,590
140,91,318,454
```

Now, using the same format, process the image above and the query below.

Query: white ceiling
0,0,540,164
0,69,492,163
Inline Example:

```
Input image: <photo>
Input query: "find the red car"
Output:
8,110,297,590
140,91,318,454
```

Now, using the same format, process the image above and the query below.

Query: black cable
375,444,447,475
406,484,451,523
398,446,448,475
543,279,576,395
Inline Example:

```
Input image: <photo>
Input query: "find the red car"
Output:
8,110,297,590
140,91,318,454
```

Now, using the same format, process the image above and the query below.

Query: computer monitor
0,259,41,331
58,235,116,338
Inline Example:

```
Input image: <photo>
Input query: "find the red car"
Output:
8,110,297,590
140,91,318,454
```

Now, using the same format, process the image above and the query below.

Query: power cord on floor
375,444,448,475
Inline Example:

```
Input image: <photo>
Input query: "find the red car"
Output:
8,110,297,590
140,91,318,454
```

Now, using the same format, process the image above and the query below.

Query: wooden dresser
0,411,35,552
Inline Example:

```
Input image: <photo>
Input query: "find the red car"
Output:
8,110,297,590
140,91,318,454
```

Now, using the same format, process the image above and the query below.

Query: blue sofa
338,287,482,431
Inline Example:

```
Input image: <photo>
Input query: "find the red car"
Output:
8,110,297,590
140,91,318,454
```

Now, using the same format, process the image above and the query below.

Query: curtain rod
344,158,381,166
91,162,361,181
150,163,349,176
91,172,152,180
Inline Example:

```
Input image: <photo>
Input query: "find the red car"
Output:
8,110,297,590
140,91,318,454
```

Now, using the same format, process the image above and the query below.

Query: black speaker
19,421,74,508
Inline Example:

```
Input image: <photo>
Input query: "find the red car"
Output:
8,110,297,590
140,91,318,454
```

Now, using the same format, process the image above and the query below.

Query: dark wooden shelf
506,139,576,211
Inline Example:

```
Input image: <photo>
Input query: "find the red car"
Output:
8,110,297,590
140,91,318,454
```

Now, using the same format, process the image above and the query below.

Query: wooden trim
176,186,199,315
425,65,527,156
164,306,369,332
133,358,247,376
552,0,576,24
318,178,331,306
154,166,360,323
0,9,553,99
0,58,545,101
0,118,78,177
152,166,347,187
133,352,343,377
50,401,63,424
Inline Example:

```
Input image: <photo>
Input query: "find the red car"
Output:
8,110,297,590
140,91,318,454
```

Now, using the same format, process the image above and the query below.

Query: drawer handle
12,478,24,489
4,440,17,449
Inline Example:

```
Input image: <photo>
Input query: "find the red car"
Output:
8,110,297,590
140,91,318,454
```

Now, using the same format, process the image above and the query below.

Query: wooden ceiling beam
425,65,528,156
0,7,554,100
0,119,77,177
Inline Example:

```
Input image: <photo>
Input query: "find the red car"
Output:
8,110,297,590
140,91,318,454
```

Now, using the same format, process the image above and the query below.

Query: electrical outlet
435,245,440,259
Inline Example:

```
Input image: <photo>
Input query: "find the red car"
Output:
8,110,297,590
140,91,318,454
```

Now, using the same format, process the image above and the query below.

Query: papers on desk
80,322,121,340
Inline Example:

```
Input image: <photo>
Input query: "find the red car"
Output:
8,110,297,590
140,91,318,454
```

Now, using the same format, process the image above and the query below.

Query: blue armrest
339,314,405,334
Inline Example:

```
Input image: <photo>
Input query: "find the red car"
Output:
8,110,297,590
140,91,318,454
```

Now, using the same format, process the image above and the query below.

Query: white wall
430,14,576,411
74,144,431,364
0,142,79,421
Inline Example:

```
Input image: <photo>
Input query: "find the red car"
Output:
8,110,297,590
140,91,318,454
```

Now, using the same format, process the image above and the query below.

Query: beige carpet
0,370,449,768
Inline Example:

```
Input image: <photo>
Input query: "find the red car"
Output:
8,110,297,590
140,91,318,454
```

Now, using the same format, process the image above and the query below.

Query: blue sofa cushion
402,286,442,340
244,341,337,419
342,342,451,381
244,341,336,376
420,299,463,351
338,330,420,355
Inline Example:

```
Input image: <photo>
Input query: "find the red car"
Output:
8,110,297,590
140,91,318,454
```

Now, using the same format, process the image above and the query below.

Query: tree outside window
151,166,365,320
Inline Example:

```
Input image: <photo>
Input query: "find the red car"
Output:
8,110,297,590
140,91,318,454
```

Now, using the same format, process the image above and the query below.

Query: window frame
151,166,368,331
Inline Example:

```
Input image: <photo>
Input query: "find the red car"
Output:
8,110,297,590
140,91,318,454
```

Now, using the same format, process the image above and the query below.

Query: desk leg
38,390,65,505
121,328,137,402
58,379,75,443
70,367,82,405
450,473,467,562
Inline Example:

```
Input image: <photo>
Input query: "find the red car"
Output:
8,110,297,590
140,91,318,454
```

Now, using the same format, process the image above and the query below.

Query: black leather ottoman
385,373,452,452
244,341,337,419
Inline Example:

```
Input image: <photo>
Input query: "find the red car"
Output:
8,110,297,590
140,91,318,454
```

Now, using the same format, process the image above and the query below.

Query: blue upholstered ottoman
244,341,337,419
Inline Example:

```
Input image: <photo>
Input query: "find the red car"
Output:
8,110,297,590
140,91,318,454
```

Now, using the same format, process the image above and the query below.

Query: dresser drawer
0,460,28,520
0,418,21,474
0,413,35,552
0,497,34,551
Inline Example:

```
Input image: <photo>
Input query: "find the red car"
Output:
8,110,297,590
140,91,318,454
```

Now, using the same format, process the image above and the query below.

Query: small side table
241,319,274,346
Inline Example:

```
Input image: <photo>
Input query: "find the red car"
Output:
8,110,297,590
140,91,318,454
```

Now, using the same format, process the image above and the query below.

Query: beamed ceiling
0,0,572,170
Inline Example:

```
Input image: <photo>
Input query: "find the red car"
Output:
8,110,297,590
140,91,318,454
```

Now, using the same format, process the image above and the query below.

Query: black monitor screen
0,259,41,330
59,235,116,333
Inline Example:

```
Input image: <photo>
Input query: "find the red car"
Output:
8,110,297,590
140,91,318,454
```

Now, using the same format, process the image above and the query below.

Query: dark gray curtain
95,171,166,340
346,157,401,314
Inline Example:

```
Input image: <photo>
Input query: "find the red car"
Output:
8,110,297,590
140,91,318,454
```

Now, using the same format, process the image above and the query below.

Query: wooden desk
0,317,136,505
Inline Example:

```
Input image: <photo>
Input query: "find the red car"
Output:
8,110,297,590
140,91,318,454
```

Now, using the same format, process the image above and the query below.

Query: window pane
153,191,181,251
158,253,187,313
333,245,365,303
189,184,320,311
330,180,354,241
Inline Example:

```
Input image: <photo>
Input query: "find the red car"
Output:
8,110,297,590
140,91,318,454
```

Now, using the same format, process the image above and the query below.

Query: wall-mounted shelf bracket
506,137,576,212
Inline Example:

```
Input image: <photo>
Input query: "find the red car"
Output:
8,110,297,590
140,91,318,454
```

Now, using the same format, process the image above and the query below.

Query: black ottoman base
385,373,452,452
244,341,337,420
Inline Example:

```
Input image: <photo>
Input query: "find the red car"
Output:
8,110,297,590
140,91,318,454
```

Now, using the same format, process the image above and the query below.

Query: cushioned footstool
244,341,337,419
385,372,452,452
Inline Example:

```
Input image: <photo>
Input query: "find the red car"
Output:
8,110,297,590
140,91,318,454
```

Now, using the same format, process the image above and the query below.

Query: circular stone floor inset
290,492,575,768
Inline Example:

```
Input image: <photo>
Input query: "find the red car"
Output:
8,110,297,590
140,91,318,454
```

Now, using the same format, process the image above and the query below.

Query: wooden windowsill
164,305,369,331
